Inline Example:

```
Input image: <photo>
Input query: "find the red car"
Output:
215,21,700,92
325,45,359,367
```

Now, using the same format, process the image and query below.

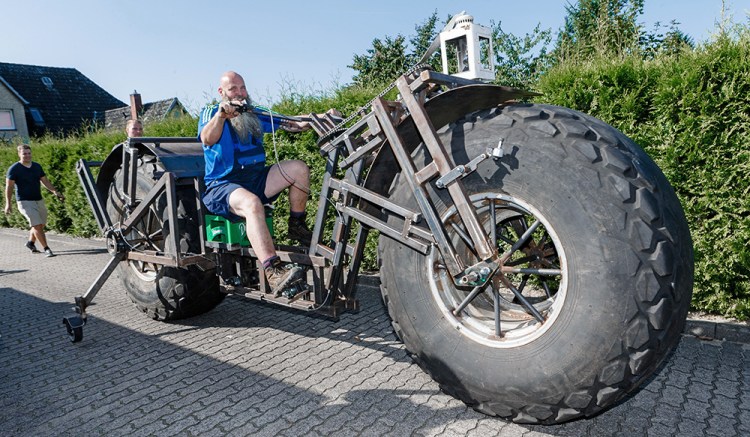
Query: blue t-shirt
197,104,286,186
6,162,45,201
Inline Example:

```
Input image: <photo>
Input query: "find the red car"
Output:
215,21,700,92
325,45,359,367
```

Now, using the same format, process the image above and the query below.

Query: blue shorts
203,164,279,222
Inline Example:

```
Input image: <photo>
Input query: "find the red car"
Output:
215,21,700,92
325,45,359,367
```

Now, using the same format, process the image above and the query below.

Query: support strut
63,251,126,342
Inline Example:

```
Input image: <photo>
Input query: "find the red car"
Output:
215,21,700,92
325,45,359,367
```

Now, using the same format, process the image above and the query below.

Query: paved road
1,228,748,436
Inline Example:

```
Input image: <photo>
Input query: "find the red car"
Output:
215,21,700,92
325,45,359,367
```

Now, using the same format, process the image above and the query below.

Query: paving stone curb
684,319,750,344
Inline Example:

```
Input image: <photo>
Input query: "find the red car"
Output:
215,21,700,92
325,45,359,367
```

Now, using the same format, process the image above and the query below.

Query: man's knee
230,190,263,216
289,160,309,180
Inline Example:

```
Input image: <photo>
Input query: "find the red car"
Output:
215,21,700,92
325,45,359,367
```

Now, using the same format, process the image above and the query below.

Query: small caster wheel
63,316,85,343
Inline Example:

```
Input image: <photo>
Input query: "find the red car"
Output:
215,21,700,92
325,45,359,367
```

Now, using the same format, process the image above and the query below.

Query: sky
3,0,748,114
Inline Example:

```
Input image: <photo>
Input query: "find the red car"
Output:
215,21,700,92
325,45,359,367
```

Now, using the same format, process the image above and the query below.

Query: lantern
439,14,495,81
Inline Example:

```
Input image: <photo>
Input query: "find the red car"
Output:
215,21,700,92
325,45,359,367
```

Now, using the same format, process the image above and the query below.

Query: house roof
103,97,189,131
0,62,125,135
0,75,28,104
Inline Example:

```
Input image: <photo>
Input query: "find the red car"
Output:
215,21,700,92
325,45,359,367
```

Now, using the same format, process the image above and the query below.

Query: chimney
130,90,143,120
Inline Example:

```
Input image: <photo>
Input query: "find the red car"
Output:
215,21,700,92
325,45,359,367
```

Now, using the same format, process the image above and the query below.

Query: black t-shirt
6,162,45,201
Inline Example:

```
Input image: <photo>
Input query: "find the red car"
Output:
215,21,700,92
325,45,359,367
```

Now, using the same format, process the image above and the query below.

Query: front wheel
378,103,693,424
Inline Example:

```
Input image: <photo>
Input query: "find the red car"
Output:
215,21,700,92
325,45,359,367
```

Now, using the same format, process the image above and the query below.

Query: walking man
4,144,64,257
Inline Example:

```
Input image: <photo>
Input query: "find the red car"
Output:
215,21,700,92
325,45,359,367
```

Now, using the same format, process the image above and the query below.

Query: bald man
198,71,313,295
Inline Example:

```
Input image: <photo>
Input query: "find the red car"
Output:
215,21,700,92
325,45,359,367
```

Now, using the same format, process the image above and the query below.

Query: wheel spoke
450,221,478,258
542,280,552,298
497,234,516,246
453,283,487,316
499,274,545,323
148,229,163,242
538,256,560,269
131,225,147,240
517,274,529,293
146,208,155,233
506,255,538,267
493,284,501,337
129,235,145,249
489,200,497,247
502,267,562,276
500,220,541,262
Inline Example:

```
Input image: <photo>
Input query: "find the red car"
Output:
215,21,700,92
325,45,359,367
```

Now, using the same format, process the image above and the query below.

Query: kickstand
63,252,125,343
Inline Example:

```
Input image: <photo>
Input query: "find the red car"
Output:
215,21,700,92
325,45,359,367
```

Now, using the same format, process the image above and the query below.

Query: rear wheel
378,103,693,424
106,151,223,320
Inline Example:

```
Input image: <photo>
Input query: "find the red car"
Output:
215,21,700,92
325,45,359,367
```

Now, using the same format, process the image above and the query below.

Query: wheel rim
123,202,165,281
428,193,568,348
106,158,167,283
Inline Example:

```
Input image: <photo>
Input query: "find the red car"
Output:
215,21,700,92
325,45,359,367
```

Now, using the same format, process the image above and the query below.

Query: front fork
373,73,502,287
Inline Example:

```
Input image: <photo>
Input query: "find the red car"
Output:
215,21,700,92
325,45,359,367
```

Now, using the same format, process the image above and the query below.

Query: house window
28,108,45,127
0,109,16,130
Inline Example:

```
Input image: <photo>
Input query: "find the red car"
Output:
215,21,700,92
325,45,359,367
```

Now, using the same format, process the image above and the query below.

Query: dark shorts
203,164,279,222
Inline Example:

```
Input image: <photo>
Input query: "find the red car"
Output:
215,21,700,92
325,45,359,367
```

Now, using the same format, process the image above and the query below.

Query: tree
349,11,442,88
350,10,552,89
349,35,410,87
554,0,645,61
408,11,442,70
552,0,694,62
641,20,695,59
492,22,553,89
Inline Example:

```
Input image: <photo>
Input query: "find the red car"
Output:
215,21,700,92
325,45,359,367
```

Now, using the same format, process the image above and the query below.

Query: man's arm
4,178,14,214
200,100,243,146
281,108,343,133
280,120,311,133
40,176,64,200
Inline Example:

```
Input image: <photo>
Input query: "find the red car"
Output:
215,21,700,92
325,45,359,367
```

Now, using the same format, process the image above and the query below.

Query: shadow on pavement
0,286,506,436
0,269,28,276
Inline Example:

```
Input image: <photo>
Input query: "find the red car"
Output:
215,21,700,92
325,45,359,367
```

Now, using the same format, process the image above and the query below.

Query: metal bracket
435,152,488,188
435,142,504,189
456,259,499,287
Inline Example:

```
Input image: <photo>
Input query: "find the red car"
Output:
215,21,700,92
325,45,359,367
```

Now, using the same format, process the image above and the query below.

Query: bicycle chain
318,63,432,141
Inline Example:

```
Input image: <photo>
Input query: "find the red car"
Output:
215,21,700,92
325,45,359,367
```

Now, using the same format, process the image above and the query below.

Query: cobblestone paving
1,228,748,436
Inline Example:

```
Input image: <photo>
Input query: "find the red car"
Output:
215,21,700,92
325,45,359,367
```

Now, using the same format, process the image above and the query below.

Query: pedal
280,279,309,300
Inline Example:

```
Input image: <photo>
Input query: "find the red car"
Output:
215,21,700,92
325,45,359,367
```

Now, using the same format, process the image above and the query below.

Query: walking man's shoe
25,241,40,253
44,248,55,258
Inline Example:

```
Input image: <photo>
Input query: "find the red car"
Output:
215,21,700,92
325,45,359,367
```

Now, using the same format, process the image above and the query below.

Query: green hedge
1,116,199,236
538,30,750,320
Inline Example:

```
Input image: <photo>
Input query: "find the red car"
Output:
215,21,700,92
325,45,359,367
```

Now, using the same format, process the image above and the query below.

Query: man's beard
226,101,262,144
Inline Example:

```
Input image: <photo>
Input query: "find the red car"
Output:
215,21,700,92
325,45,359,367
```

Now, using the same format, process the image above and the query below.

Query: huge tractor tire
378,103,693,424
106,151,223,320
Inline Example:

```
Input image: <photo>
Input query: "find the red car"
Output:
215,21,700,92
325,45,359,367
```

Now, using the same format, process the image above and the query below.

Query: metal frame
69,66,519,328
310,68,503,292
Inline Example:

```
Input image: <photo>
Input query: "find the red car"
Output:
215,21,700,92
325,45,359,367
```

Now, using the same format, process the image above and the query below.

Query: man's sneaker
287,217,313,246
25,241,40,253
44,248,55,258
265,262,305,296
